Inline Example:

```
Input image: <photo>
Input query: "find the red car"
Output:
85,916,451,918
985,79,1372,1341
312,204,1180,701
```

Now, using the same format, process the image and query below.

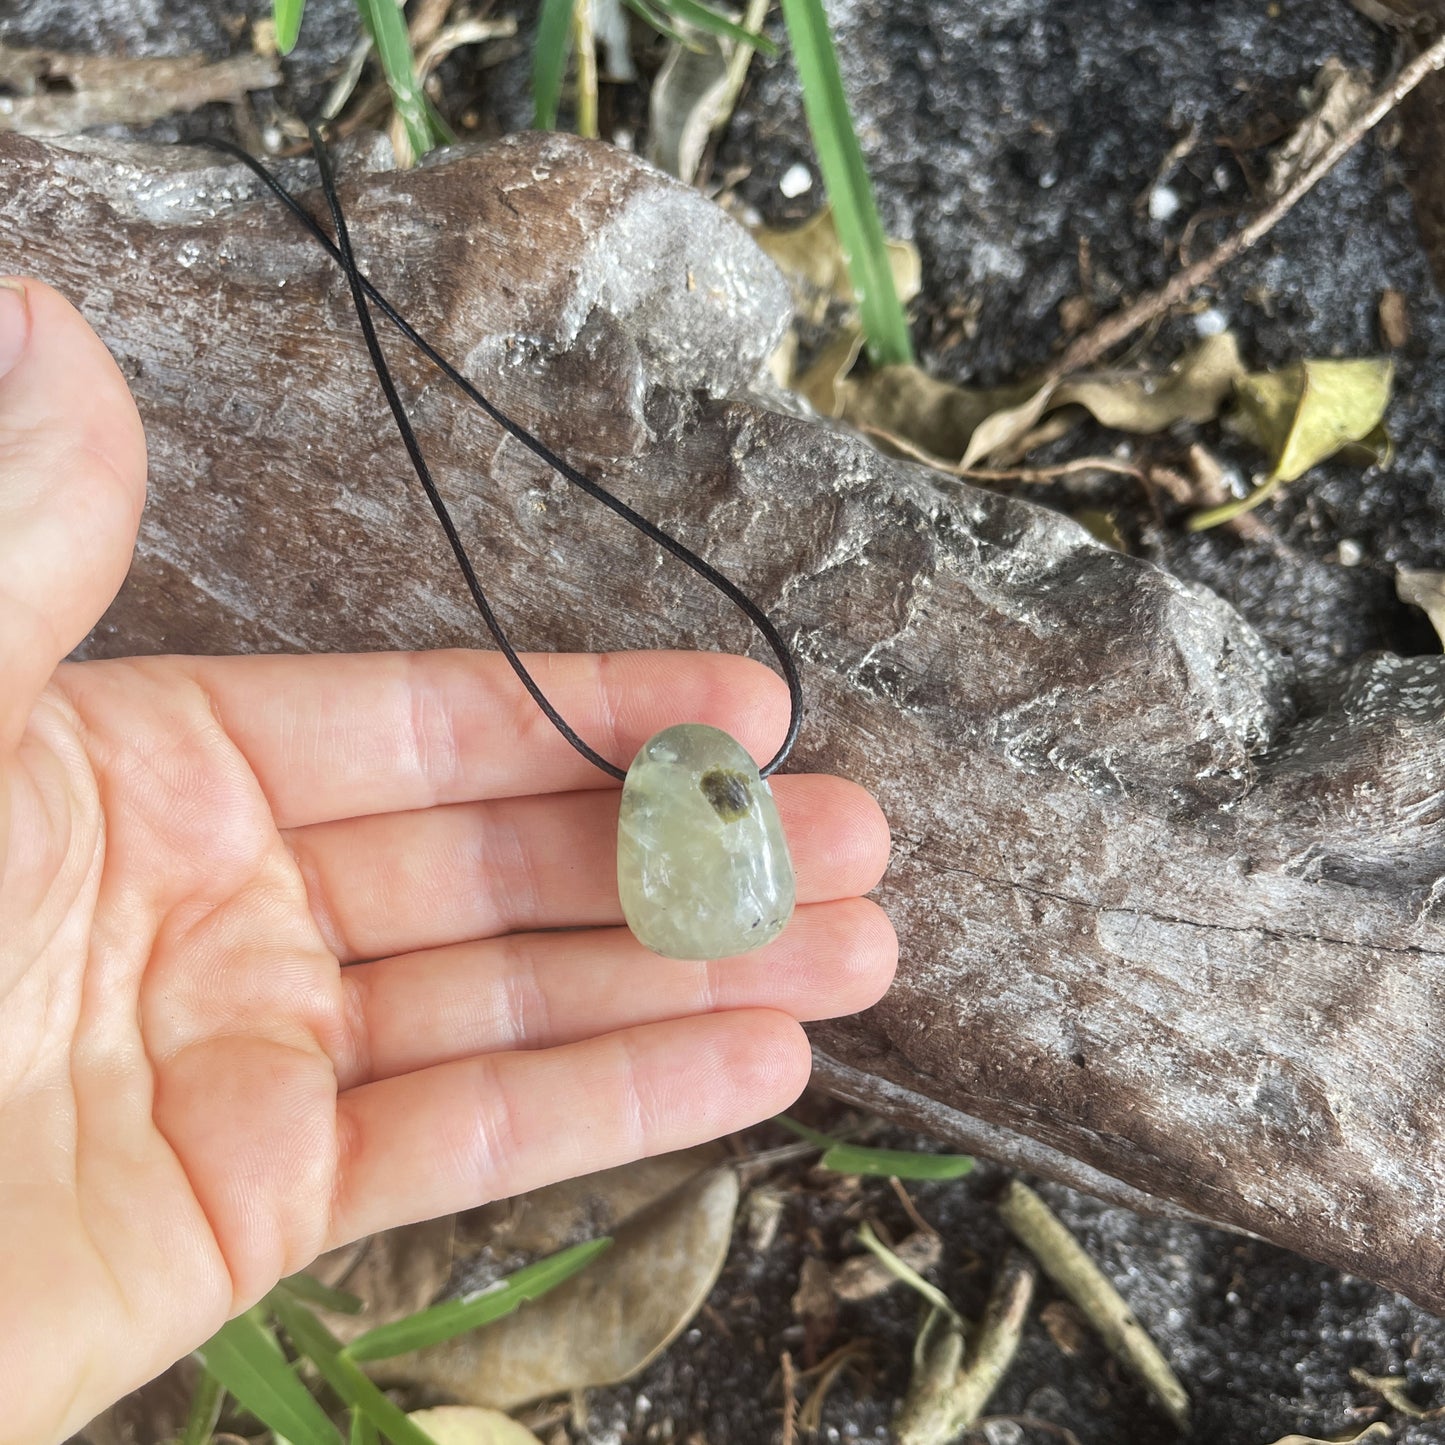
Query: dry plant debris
755,205,922,328
1396,567,1445,645
372,1165,739,1409
1350,1367,1445,1419
833,1230,943,1302
0,44,279,133
1265,58,1374,198
406,1405,544,1444
999,1181,1190,1433
1268,1428,1393,1445
1192,357,1394,528
895,1249,1038,1445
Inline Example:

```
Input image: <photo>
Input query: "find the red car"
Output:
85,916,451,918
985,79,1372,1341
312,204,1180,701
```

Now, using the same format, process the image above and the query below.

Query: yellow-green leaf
1191,357,1393,529
1238,358,1394,483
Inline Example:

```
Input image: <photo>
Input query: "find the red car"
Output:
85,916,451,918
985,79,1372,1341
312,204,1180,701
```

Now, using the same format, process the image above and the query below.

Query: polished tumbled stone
617,723,796,960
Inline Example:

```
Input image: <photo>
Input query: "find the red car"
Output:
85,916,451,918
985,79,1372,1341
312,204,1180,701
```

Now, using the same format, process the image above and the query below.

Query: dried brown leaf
842,365,1033,466
795,327,865,418
832,1230,943,1302
373,1166,739,1410
792,1254,839,1363
407,1406,544,1444
1052,331,1244,431
755,207,921,327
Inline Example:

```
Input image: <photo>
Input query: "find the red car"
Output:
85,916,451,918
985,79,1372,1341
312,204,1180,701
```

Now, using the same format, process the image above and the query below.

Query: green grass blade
181,1367,225,1445
345,1237,612,1363
622,0,699,50
532,0,575,129
271,1294,437,1445
278,1272,366,1316
774,1115,973,1179
351,1408,381,1445
653,0,779,55
776,0,913,365
273,0,307,55
355,0,435,160
821,1143,974,1180
195,1313,343,1445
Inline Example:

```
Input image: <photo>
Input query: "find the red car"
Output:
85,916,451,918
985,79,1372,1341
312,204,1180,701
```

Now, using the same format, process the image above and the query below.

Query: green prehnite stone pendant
617,724,796,960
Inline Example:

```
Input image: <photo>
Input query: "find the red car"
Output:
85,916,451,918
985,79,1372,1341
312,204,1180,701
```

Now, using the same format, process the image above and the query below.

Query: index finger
179,648,791,829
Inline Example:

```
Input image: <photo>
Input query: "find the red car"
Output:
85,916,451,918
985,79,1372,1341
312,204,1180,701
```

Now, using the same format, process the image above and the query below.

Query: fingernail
0,279,31,380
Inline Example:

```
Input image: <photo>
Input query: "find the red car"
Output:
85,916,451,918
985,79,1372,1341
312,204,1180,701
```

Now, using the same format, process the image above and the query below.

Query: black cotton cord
184,130,803,781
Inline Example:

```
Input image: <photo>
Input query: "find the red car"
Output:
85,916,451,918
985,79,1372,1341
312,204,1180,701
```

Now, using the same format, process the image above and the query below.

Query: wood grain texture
6,129,1444,1308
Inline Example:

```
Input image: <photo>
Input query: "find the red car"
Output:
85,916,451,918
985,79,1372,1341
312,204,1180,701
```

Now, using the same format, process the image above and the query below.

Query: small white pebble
779,162,813,198
1039,167,1058,189
1214,163,1232,190
612,126,635,151
1339,539,1363,566
1194,306,1228,337
1149,184,1181,221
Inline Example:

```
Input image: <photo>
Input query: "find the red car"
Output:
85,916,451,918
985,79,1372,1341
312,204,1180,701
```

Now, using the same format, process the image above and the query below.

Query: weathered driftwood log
5,130,1444,1310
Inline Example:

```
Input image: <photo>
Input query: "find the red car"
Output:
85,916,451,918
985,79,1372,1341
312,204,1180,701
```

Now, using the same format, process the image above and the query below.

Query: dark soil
12,0,1445,1440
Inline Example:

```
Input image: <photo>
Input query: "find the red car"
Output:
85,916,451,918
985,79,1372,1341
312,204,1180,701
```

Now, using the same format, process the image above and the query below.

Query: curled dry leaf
1268,1426,1392,1445
755,207,921,327
1267,59,1375,200
1234,358,1394,483
1396,567,1445,646
1194,357,1394,529
838,333,1243,471
1350,1367,1445,1419
833,1230,943,1302
407,1406,544,1445
372,1166,740,1410
0,44,279,134
648,23,731,182
792,1254,839,1364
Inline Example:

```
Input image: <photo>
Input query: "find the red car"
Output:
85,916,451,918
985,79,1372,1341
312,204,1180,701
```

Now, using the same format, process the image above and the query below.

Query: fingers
288,773,890,963
328,1009,810,1246
0,279,147,751
182,648,791,829
334,898,896,1089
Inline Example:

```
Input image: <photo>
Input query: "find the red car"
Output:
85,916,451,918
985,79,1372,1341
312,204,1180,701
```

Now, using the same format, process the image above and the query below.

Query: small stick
780,1349,799,1445
999,1181,1190,1433
1055,31,1445,376
890,1175,940,1238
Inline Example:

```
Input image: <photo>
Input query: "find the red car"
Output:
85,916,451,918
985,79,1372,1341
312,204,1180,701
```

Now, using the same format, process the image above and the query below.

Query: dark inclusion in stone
701,767,753,823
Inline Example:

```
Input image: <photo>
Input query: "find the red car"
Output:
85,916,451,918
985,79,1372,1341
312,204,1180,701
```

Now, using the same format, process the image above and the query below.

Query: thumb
0,278,146,751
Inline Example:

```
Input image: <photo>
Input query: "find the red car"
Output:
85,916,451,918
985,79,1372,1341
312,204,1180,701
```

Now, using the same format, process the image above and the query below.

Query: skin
0,279,896,1443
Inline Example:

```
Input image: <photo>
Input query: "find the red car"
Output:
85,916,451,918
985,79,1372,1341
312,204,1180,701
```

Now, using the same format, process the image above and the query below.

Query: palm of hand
0,282,893,1443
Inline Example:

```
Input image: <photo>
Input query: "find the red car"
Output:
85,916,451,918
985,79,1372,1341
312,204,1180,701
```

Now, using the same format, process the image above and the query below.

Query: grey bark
3,130,1443,1310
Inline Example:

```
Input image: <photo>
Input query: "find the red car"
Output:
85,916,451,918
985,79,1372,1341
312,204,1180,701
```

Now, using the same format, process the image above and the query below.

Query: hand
0,280,895,1443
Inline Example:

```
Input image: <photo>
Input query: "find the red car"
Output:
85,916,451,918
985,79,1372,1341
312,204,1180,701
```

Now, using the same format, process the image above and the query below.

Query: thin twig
797,1341,871,1432
890,1175,939,1238
781,1349,799,1445
1055,31,1445,376
999,1182,1190,1433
